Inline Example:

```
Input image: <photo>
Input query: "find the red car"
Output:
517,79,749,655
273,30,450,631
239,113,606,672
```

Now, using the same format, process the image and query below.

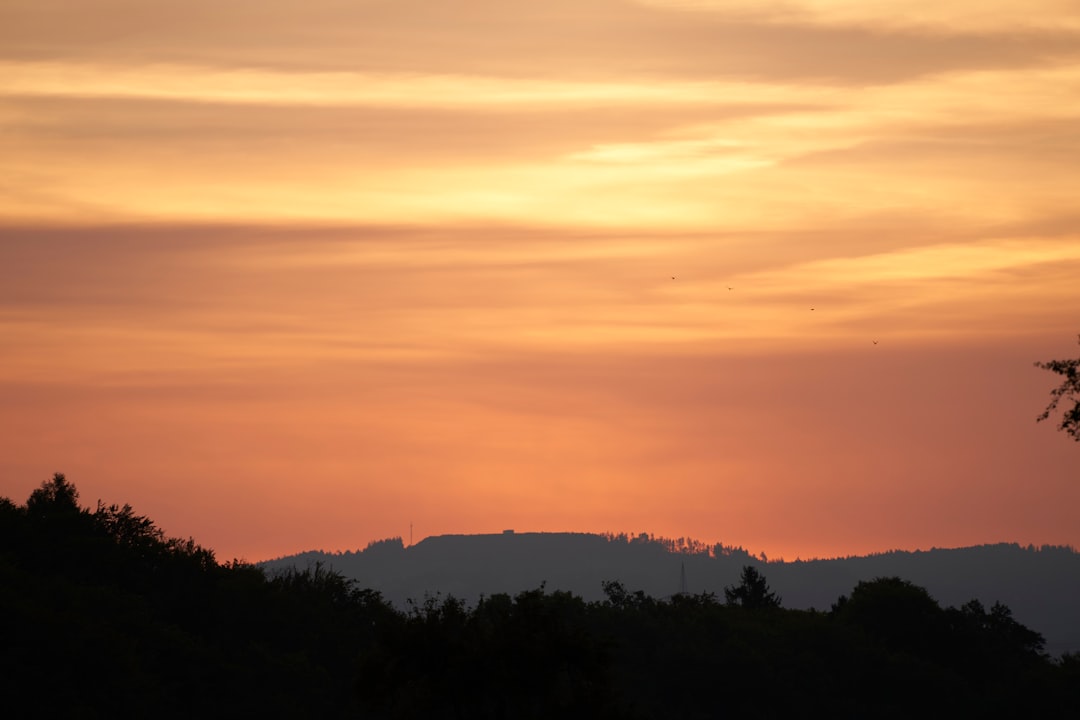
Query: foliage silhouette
26,472,81,515
1035,334,1080,441
2,474,1077,717
831,576,950,663
1,474,383,718
724,565,782,609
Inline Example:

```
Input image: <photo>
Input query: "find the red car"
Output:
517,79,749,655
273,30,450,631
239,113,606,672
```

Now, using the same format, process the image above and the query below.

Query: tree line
2,474,1077,718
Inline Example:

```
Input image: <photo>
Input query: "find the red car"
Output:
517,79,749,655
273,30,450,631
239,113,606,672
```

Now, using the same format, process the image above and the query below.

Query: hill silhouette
263,531,1080,656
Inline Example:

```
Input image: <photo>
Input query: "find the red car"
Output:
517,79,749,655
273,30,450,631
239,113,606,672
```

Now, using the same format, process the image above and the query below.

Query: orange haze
1,1,1078,562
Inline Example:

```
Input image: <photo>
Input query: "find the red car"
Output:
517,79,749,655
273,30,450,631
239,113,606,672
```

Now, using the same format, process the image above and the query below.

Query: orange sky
2,0,1078,562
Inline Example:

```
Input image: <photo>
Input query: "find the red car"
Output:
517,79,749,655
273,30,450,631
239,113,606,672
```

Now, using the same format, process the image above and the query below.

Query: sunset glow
2,0,1078,562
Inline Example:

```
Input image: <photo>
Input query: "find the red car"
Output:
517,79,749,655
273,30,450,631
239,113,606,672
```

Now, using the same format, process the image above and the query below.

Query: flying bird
873,340,879,345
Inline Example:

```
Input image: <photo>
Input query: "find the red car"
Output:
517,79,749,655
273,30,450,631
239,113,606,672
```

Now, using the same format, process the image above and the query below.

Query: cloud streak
637,0,1080,33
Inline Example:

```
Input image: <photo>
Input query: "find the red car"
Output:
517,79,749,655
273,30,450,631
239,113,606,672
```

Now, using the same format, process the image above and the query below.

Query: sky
1,0,1078,563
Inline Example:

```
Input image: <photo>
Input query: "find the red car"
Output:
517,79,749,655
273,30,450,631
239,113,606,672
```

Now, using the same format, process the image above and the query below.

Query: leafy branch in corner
1035,334,1080,442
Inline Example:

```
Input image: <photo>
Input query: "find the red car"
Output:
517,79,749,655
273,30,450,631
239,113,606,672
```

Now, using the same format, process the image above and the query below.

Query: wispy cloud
637,0,1080,33
0,61,769,108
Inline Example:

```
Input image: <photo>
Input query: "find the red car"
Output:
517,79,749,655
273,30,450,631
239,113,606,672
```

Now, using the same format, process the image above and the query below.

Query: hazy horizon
2,1,1078,563
260,528,1079,565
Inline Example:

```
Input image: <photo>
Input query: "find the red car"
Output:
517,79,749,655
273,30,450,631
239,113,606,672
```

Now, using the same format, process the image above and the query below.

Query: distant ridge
261,533,1080,655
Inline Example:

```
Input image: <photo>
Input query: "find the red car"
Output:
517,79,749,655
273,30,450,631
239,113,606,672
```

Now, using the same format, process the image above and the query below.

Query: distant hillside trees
601,530,753,559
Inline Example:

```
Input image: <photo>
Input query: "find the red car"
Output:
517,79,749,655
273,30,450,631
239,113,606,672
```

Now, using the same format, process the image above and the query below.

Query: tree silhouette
1035,334,1080,442
26,472,80,515
832,576,944,654
724,565,781,609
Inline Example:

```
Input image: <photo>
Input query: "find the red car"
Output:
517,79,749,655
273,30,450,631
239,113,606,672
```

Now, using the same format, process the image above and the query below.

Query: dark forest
3,474,1078,718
